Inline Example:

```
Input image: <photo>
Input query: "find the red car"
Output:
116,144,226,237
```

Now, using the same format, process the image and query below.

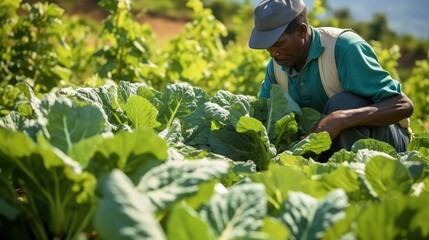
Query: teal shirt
259,26,402,113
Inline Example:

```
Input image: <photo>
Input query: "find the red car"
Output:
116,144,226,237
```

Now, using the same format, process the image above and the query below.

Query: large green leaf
211,90,253,113
159,118,185,146
168,144,232,163
289,132,331,156
400,150,429,164
117,81,148,110
67,134,106,167
327,149,357,164
355,194,429,240
401,161,427,182
210,90,254,127
297,107,322,134
45,97,106,153
250,98,268,123
365,156,413,198
276,153,314,173
276,152,336,177
266,85,301,136
124,95,160,129
408,136,429,163
273,113,298,149
280,189,348,240
408,135,429,151
0,127,79,170
61,84,123,127
318,165,374,201
322,204,360,240
353,149,395,163
228,101,253,128
167,204,215,240
319,166,361,192
16,82,42,117
204,102,230,129
199,183,267,240
156,83,209,128
260,217,290,240
0,111,40,139
409,193,429,236
250,165,328,213
0,128,96,239
208,126,259,161
236,116,274,170
95,169,166,240
137,159,230,211
87,128,167,183
181,104,211,147
351,139,398,158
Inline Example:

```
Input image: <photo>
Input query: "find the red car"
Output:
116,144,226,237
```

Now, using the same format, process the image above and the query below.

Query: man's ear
296,23,308,38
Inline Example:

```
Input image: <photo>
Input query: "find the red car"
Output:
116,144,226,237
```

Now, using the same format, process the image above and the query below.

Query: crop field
1,0,429,239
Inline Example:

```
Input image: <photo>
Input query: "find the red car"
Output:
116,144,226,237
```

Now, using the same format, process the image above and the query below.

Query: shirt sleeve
259,59,277,98
335,32,402,103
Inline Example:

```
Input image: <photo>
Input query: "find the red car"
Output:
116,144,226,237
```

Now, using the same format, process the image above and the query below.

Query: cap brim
249,24,288,49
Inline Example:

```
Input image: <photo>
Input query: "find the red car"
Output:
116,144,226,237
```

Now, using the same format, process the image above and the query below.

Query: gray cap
249,0,305,49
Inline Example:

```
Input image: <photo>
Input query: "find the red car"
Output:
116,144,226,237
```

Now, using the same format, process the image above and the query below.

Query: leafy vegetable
95,169,166,240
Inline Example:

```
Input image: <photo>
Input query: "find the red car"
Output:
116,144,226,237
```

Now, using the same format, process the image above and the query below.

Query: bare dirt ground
65,2,188,45
137,14,188,44
132,13,189,47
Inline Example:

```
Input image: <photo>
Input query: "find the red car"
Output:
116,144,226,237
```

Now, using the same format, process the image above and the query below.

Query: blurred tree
368,13,397,43
333,8,352,28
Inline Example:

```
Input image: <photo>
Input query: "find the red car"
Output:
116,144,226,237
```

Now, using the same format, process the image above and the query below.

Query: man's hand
299,111,347,140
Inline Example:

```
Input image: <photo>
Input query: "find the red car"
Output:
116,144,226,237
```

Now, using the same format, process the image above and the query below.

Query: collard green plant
199,183,268,239
0,127,96,240
280,189,348,240
137,159,230,211
95,169,166,240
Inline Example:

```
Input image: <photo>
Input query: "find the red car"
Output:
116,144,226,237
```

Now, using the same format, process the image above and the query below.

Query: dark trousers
319,92,409,162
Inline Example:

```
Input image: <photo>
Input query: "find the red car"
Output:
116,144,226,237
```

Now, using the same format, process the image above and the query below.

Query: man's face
266,29,305,68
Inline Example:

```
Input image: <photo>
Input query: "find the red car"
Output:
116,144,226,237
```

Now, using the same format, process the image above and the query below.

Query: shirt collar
284,26,324,76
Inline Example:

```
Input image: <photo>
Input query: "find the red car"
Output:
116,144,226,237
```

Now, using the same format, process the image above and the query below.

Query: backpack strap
317,27,351,97
273,59,288,92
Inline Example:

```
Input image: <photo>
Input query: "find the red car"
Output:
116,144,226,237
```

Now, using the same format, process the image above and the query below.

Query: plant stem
26,192,49,240
166,98,183,128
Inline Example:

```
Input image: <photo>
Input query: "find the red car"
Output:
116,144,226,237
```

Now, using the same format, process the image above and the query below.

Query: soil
62,1,188,44
137,13,188,43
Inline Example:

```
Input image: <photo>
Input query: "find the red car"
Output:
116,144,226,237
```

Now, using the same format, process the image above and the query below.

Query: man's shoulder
314,26,367,48
335,30,367,49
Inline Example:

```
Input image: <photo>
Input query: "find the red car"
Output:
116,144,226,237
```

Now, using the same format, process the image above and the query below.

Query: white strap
273,60,288,92
317,27,350,97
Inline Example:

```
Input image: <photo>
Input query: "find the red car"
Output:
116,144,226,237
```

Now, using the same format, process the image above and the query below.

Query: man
249,0,413,161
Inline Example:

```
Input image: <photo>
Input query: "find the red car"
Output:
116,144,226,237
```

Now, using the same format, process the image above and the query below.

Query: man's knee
324,91,373,114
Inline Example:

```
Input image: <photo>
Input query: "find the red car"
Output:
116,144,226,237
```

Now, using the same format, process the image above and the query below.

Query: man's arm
301,92,413,140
